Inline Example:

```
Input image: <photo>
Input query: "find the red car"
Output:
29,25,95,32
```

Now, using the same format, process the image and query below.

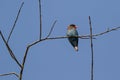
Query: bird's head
68,24,77,30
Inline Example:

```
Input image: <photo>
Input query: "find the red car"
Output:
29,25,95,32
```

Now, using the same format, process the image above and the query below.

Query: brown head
67,24,77,30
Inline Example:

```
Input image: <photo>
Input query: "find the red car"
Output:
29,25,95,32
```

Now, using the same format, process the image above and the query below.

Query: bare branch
93,26,120,37
19,1,43,79
18,35,93,80
89,16,94,80
0,72,19,78
17,23,120,80
0,31,22,68
7,2,24,43
19,46,30,80
38,0,42,40
22,24,120,49
46,20,57,38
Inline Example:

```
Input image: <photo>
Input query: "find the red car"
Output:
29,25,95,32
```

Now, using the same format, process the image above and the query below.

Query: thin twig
7,2,24,43
89,16,94,80
83,26,120,38
0,72,19,78
39,0,42,40
93,26,120,37
46,20,57,38
0,31,22,68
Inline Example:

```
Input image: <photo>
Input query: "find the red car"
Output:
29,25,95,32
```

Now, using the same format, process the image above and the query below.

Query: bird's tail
74,46,78,51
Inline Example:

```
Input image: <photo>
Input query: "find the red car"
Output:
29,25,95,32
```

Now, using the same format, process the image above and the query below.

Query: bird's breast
67,29,78,36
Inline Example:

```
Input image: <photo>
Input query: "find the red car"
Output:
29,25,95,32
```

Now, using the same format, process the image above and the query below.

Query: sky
0,0,120,80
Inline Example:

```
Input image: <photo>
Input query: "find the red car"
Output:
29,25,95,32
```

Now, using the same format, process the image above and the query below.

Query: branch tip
7,2,24,43
0,72,19,78
46,20,57,38
39,0,42,40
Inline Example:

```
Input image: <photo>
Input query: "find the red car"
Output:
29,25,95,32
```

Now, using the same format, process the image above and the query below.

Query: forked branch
0,31,22,68
0,72,19,78
0,2,24,69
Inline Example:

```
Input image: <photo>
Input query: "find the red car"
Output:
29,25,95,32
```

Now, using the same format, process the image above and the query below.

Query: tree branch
0,2,24,79
0,1,120,80
19,46,30,80
1,24,120,80
46,20,57,38
7,2,24,43
89,16,94,80
18,24,120,80
93,26,120,37
0,72,19,78
38,0,42,40
2,24,119,80
19,1,43,79
21,25,120,52
0,31,22,68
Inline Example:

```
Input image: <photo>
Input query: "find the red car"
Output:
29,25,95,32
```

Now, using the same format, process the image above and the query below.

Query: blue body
67,28,78,49
67,29,78,36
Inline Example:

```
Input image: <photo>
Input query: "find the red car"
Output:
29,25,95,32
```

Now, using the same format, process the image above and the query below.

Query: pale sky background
0,0,120,80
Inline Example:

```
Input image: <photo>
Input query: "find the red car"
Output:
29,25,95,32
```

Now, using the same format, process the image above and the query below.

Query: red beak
74,26,78,29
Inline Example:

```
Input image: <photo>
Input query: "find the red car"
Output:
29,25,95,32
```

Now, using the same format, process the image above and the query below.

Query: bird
67,24,79,51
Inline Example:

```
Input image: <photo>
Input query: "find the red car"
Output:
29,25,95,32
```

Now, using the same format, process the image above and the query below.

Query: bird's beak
75,26,78,29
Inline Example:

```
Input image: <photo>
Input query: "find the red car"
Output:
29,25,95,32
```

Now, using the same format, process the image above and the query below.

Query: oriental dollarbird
67,24,79,51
